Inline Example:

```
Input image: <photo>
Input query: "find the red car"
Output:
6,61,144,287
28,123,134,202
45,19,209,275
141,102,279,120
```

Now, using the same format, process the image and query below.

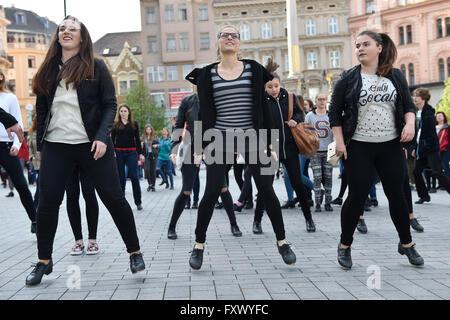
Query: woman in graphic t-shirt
328,30,424,269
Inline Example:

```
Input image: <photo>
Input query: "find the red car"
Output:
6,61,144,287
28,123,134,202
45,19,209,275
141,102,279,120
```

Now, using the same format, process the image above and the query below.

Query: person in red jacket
436,111,450,180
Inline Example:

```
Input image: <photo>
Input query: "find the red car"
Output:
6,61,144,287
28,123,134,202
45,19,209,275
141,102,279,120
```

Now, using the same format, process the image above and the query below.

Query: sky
2,0,142,42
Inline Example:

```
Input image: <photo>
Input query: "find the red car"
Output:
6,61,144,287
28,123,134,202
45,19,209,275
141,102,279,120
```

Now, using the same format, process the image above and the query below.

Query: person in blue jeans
156,128,173,189
111,104,145,210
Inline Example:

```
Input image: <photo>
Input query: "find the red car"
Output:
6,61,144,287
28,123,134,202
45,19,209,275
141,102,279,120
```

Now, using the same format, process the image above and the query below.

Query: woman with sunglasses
185,26,296,270
26,16,145,286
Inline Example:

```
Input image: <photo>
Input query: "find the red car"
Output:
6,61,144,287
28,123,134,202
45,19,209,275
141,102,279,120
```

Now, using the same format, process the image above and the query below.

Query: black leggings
195,154,285,243
37,140,140,260
340,139,412,246
144,153,157,187
66,165,99,241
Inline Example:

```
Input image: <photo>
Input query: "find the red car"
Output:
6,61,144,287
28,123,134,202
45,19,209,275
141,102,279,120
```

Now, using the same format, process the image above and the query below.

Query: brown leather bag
287,93,319,159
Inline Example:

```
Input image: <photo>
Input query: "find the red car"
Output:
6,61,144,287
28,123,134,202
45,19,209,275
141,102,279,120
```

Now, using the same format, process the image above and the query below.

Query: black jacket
36,58,117,151
266,88,304,160
185,59,274,149
111,121,143,155
328,64,416,145
417,103,440,159
0,108,17,129
170,93,199,154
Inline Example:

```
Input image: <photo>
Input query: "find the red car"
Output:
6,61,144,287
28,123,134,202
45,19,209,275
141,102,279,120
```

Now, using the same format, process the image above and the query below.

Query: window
262,23,272,39
439,58,445,81
200,33,209,50
183,64,193,78
167,66,178,81
16,13,26,25
399,26,405,45
306,19,316,36
150,92,165,108
240,24,250,41
130,80,137,91
285,54,289,72
148,36,157,53
262,10,269,14
125,59,130,68
180,33,189,51
241,11,247,16
366,1,375,14
28,79,34,96
119,81,128,95
408,63,414,85
446,17,450,37
199,5,208,21
400,64,406,77
7,56,13,68
406,25,412,44
178,4,187,21
8,80,15,93
437,19,443,38
147,66,165,83
28,56,36,68
307,52,318,70
146,7,156,24
165,5,174,22
103,48,110,55
329,51,340,68
328,17,338,34
167,34,176,51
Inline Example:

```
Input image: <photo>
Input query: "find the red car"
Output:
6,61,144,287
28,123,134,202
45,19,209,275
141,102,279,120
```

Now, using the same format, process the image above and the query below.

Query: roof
4,7,57,35
94,32,142,56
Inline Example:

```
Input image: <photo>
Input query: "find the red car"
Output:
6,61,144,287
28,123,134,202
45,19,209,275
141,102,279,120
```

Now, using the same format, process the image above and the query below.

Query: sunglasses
218,32,240,40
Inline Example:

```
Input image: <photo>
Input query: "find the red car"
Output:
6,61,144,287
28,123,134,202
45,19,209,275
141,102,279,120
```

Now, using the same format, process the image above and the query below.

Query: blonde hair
0,69,10,92
216,25,241,61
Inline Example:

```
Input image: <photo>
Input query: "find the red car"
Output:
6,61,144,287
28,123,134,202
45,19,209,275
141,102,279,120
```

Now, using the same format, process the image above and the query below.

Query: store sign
169,92,192,108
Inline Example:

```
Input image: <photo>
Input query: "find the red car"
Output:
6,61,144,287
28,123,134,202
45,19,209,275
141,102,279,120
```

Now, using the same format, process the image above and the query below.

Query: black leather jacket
266,88,304,160
36,58,117,151
170,93,199,154
417,103,440,159
329,64,416,145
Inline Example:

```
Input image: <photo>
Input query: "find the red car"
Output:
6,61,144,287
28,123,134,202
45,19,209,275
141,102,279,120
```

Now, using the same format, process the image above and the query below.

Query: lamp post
64,0,67,17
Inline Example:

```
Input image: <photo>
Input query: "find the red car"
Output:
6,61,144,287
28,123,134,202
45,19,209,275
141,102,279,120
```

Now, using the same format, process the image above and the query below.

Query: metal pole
64,0,67,17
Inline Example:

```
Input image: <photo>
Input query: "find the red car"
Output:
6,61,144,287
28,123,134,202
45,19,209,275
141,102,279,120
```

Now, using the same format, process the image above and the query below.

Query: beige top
45,79,90,144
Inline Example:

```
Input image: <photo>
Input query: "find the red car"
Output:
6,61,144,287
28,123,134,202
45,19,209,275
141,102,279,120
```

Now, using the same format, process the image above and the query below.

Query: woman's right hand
336,140,347,160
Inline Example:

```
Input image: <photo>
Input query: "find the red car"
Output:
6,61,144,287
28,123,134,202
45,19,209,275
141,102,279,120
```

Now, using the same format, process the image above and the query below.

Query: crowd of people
0,17,449,286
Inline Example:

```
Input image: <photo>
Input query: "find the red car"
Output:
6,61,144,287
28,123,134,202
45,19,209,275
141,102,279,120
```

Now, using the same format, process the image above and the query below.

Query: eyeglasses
218,32,240,40
317,98,327,101
59,26,80,33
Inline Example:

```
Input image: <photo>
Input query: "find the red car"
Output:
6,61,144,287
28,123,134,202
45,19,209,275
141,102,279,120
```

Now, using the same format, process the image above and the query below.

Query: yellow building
5,7,57,130
0,6,11,71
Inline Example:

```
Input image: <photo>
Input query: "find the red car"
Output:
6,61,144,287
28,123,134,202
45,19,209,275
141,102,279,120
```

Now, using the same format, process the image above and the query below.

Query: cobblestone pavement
0,166,449,300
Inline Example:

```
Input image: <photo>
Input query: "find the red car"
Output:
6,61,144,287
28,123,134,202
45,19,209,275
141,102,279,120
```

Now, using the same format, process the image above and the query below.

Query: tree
124,80,167,136
436,77,450,120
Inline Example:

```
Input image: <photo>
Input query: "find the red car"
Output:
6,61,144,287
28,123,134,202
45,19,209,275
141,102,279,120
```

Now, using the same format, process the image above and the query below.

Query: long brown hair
0,69,9,92
113,104,135,129
142,123,156,142
265,57,281,81
28,114,37,135
357,30,397,77
32,15,94,96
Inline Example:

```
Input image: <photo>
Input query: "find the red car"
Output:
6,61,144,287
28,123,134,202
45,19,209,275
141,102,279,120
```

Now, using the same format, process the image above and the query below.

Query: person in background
156,127,174,189
142,123,159,192
27,115,40,209
436,111,450,181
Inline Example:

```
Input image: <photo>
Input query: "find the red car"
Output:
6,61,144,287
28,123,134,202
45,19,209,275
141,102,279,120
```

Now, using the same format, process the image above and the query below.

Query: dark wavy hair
32,15,94,96
436,111,448,125
357,30,397,77
264,57,280,81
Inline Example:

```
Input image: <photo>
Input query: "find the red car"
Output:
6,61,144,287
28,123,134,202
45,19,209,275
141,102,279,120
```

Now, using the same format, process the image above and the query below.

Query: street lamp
64,0,67,17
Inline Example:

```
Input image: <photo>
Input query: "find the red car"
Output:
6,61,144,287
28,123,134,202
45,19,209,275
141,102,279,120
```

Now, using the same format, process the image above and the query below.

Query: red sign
170,92,192,108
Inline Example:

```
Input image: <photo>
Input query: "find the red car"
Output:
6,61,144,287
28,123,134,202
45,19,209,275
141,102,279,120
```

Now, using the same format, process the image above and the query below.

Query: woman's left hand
286,120,298,128
400,123,415,143
91,140,107,160
139,155,145,163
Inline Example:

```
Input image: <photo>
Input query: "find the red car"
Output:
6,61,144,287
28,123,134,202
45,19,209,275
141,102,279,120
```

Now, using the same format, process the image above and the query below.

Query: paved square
1,166,449,300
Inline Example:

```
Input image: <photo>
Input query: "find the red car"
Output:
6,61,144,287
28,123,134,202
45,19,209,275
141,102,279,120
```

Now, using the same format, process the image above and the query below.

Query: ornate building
140,0,217,117
0,6,10,71
94,32,144,104
349,0,450,106
214,0,352,100
4,7,57,129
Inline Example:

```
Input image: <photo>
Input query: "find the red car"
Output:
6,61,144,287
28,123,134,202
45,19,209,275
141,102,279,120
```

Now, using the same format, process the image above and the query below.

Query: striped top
211,62,254,130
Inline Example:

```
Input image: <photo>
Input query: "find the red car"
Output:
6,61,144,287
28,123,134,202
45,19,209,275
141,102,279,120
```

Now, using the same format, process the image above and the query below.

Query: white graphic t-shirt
352,73,398,143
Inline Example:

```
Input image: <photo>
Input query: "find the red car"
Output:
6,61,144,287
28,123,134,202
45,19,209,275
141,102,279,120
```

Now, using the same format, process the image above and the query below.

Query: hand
152,144,158,148
6,123,24,142
400,123,415,143
336,140,347,160
37,151,41,160
9,146,19,156
169,153,177,163
139,154,145,163
91,140,107,160
287,120,298,128
411,149,416,158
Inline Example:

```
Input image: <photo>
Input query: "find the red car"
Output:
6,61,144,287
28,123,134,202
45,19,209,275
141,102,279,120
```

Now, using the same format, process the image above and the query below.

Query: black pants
340,139,412,246
0,142,36,222
195,153,285,243
144,153,157,187
66,165,99,241
413,151,450,199
37,140,140,260
237,165,253,203
233,164,252,203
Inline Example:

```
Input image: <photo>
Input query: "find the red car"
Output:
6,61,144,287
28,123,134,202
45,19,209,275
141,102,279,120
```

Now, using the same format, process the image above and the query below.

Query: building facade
349,0,450,106
4,7,57,129
0,7,10,71
94,32,144,104
214,0,352,100
140,0,217,117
